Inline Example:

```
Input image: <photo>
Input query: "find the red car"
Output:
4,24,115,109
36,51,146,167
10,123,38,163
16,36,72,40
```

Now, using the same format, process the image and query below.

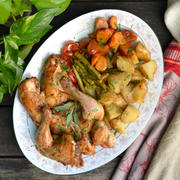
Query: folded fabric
112,40,180,180
144,103,180,180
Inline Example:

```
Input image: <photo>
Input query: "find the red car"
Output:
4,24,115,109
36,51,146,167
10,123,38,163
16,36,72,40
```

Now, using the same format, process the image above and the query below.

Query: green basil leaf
66,108,74,128
30,0,71,16
0,84,8,103
11,0,31,17
0,64,15,94
10,8,58,45
3,36,19,64
18,43,34,60
0,0,11,24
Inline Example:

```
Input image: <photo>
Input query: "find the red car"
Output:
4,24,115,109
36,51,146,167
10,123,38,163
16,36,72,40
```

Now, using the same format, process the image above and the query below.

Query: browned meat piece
91,121,116,148
40,134,84,168
36,107,53,149
41,54,69,107
18,77,44,127
60,77,104,121
77,134,95,155
43,107,81,139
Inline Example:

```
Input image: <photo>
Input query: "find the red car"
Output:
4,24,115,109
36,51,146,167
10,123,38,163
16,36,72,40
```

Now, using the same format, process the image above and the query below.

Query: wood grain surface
0,1,172,179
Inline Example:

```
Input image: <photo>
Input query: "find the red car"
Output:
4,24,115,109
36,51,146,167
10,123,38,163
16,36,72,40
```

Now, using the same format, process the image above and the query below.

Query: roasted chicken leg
18,77,44,127
41,55,69,107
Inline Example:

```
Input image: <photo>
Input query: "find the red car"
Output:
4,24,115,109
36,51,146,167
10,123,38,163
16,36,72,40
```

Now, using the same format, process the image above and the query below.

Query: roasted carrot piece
96,28,114,43
91,53,108,72
109,16,118,30
101,44,110,55
95,17,109,32
119,42,131,55
108,32,127,53
79,38,90,49
121,29,138,43
87,39,102,55
87,39,109,55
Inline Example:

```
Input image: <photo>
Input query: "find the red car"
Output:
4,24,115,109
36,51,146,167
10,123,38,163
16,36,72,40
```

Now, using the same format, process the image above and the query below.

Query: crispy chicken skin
41,55,69,107
60,77,104,121
18,77,44,127
39,134,84,168
36,107,53,149
91,121,116,148
77,134,95,155
36,107,84,167
44,107,81,138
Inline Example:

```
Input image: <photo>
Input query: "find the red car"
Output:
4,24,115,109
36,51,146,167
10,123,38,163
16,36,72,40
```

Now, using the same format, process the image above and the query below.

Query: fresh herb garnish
117,109,122,113
125,47,134,50
54,102,73,111
56,124,65,132
59,137,63,143
92,118,98,122
109,81,116,89
48,147,57,151
61,65,69,72
114,130,118,135
83,128,87,132
92,108,98,113
56,81,60,86
49,82,55,86
99,41,105,50
66,107,74,128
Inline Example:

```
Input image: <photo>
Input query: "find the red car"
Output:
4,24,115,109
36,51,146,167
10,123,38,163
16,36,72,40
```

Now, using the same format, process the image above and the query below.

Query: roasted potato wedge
131,80,148,104
139,60,157,81
99,89,118,106
128,50,139,64
121,105,140,123
136,42,151,62
131,69,144,82
116,55,135,73
121,83,136,103
105,103,122,120
110,119,126,134
113,94,127,109
108,72,132,94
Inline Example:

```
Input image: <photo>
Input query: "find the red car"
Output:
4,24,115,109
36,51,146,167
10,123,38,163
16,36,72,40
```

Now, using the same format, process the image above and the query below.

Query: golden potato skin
121,105,140,123
128,50,139,64
131,69,144,82
18,77,43,127
121,83,136,103
41,54,69,107
108,72,132,94
105,103,122,120
110,119,126,134
113,94,127,109
139,60,157,81
136,42,151,62
116,55,135,73
131,80,148,104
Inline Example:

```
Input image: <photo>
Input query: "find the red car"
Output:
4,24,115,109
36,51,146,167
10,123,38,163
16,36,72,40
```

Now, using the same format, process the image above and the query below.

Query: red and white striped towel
112,40,180,180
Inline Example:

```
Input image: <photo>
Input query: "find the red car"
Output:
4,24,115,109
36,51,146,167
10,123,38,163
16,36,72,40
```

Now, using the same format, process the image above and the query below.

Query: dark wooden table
0,0,172,179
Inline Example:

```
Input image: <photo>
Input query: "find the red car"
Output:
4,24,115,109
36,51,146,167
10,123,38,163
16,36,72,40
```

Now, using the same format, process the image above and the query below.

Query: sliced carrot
109,16,118,30
91,53,108,72
119,42,131,55
95,17,109,32
121,29,138,43
79,38,90,49
96,28,114,44
87,39,109,55
108,32,127,53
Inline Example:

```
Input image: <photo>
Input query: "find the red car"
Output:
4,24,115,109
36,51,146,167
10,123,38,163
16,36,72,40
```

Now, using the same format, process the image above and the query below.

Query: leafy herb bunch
0,0,71,102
